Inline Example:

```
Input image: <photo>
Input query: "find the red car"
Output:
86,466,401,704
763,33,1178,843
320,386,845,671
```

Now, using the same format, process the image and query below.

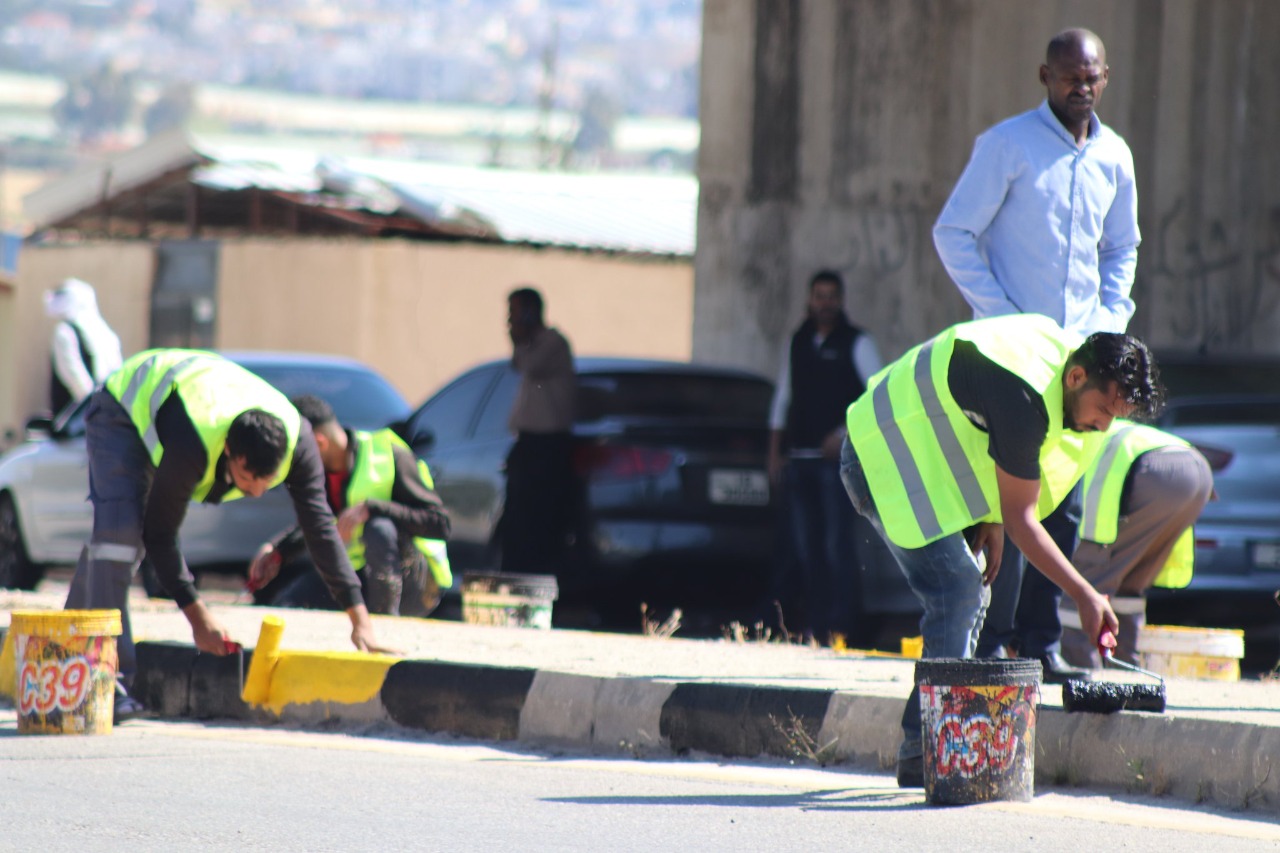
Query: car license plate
1252,542,1280,570
708,469,769,506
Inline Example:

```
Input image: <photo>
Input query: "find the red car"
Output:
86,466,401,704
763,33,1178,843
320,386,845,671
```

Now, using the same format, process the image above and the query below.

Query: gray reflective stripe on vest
128,356,204,457
89,541,140,563
871,341,990,543
1080,424,1141,542
913,341,989,522
117,352,161,413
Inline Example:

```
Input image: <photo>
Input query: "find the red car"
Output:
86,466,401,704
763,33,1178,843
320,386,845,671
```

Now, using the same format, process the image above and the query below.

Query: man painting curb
248,394,452,618
838,315,1163,787
1059,422,1214,667
65,349,395,722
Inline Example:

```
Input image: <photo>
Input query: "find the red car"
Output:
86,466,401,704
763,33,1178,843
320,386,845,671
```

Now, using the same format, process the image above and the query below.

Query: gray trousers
1060,447,1214,667
363,516,439,618
64,391,153,688
274,517,439,617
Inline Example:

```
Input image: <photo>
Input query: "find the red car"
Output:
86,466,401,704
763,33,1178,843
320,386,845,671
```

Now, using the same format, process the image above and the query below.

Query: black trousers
501,431,575,574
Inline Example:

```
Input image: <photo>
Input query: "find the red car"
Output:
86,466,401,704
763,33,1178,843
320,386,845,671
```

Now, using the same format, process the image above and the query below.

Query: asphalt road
3,712,1279,853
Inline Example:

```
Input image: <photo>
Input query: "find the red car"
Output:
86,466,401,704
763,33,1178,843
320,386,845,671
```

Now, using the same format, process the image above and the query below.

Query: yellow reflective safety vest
1079,421,1195,589
846,314,1106,549
345,429,452,588
105,349,299,502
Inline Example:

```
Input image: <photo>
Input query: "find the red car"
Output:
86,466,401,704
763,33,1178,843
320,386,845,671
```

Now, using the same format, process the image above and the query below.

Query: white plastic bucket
461,572,559,630
1137,624,1244,681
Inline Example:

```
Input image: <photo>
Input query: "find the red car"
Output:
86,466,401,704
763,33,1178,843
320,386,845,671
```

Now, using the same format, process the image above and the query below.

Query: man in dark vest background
767,270,883,644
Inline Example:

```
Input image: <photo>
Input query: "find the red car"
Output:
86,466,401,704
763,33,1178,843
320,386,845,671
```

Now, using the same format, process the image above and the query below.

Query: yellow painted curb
262,651,400,715
239,615,398,715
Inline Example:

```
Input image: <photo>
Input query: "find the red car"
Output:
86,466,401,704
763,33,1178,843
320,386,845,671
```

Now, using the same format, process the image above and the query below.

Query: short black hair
508,286,544,321
1068,333,1164,420
809,269,844,294
290,394,338,431
225,409,289,478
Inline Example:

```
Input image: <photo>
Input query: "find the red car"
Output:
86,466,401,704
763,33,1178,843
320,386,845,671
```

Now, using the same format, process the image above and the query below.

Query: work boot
113,683,153,723
1035,651,1093,685
896,754,924,788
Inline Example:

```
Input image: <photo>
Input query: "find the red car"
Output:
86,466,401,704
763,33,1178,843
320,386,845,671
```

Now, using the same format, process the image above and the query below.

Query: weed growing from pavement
640,603,682,638
720,602,824,647
1241,763,1272,810
768,706,839,767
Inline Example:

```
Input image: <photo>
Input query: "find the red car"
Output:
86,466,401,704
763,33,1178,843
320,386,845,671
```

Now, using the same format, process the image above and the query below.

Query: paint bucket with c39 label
10,610,122,735
917,658,1043,805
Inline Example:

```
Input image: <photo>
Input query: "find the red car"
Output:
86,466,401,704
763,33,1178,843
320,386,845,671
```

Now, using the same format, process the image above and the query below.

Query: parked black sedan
397,358,777,624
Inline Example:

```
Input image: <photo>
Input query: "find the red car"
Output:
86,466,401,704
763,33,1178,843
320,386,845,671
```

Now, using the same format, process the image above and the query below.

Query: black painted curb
134,641,253,720
380,659,536,740
660,683,834,758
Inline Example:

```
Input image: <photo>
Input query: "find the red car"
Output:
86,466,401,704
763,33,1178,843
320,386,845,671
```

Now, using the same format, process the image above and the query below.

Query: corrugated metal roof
24,131,698,255
195,141,697,255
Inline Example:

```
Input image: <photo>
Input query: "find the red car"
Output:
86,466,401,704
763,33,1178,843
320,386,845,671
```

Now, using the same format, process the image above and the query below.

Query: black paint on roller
1061,679,1166,714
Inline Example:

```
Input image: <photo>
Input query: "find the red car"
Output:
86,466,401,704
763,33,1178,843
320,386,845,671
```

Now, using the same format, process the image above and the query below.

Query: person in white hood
44,277,123,413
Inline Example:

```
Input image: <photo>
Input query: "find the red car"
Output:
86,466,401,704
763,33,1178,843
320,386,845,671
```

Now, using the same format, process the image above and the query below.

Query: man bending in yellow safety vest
247,395,452,617
1058,422,1213,668
66,350,397,723
838,314,1164,788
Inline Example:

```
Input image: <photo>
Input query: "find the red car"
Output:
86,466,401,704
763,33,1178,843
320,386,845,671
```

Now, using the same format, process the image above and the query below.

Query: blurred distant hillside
0,0,702,227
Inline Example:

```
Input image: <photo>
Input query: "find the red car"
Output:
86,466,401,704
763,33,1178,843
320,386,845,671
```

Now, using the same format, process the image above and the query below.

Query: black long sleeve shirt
272,429,451,564
143,393,364,610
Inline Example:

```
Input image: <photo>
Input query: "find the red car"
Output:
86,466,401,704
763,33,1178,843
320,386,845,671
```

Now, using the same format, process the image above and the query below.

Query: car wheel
0,494,45,590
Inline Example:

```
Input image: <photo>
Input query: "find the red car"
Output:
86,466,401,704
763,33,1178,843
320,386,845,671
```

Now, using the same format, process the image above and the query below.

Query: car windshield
576,371,772,422
1161,399,1280,428
239,362,410,431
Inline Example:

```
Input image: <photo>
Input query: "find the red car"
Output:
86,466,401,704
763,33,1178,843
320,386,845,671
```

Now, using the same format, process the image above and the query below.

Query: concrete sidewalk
3,582,1279,814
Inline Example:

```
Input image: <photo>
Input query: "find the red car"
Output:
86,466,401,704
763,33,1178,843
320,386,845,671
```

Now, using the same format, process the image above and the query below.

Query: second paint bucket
11,609,122,735
461,572,559,629
917,657,1042,805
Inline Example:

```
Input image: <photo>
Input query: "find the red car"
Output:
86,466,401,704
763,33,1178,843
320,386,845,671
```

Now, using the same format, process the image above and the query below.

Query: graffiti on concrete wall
1147,197,1280,351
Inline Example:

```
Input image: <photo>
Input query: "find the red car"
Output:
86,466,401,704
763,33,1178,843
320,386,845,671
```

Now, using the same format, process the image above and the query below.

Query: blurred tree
144,82,195,136
53,64,136,144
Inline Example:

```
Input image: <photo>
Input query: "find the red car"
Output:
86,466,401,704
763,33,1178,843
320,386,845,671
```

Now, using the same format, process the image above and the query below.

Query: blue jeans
838,437,990,762
783,457,861,639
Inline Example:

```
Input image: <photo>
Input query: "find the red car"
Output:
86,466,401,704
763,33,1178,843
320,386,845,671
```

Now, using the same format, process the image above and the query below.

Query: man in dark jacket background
767,270,883,644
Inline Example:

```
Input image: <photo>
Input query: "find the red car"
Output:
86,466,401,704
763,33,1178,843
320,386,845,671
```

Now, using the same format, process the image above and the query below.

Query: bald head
1040,28,1110,143
1047,28,1106,65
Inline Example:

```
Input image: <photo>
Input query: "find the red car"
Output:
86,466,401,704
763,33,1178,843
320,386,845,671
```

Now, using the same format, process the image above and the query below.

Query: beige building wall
1,243,153,445
0,239,692,441
216,239,693,404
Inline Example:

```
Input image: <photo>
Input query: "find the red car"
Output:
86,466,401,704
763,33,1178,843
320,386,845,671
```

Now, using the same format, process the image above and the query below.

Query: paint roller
1061,629,1167,714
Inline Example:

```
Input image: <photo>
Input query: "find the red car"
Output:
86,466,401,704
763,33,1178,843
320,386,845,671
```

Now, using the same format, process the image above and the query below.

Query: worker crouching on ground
66,350,397,723
1058,422,1213,667
837,314,1164,787
248,395,452,617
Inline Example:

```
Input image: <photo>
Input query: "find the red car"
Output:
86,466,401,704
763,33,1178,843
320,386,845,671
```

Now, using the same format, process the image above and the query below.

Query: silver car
1155,395,1280,597
0,351,410,590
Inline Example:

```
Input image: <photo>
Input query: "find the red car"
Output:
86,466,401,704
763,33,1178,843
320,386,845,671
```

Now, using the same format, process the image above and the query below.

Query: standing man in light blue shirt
933,28,1140,682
